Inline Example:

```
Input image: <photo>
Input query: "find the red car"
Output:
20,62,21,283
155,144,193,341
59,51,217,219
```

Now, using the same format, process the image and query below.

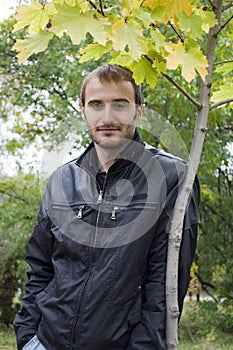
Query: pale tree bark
166,1,224,348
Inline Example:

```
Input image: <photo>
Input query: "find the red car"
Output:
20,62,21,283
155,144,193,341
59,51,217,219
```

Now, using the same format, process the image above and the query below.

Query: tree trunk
165,1,223,348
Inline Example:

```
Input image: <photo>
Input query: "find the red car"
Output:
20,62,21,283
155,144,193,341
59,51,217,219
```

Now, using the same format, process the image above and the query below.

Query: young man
14,64,199,350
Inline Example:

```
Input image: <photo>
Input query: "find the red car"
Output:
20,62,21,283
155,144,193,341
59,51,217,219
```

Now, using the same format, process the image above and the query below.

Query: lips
96,125,121,133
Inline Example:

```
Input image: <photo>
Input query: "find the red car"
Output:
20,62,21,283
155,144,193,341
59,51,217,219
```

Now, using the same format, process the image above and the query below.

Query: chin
97,137,128,150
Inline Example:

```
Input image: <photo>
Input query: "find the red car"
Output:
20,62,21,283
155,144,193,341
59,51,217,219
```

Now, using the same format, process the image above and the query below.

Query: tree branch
207,0,215,10
162,73,202,109
214,59,233,66
52,86,80,114
222,2,233,12
210,98,233,110
87,0,106,16
215,14,233,36
142,55,202,109
99,0,105,17
168,21,184,43
0,187,27,203
42,0,48,9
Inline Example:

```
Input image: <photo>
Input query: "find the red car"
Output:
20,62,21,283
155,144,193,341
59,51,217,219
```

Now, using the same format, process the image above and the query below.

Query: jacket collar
75,129,145,174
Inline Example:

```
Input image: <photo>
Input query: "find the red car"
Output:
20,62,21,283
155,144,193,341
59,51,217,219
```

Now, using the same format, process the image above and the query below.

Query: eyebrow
87,98,131,105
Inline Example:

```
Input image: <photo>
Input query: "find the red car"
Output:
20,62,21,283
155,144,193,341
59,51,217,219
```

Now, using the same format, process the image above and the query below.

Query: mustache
95,123,122,131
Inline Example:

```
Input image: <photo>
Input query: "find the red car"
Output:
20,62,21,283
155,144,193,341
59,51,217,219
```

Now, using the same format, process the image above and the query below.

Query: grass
179,323,233,350
0,325,16,350
178,301,233,350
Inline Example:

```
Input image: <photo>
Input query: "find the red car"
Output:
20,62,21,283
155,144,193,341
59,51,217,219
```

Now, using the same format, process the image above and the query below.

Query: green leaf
177,8,217,38
54,0,88,12
134,8,155,26
13,31,54,63
13,0,57,33
121,0,143,17
177,11,203,39
197,8,218,33
110,19,148,60
51,4,108,45
211,84,233,105
150,28,166,50
215,62,233,75
131,57,159,87
109,52,134,67
80,42,112,63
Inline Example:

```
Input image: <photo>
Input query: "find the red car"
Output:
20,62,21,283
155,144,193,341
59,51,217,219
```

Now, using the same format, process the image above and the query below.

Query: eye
89,102,103,110
112,102,129,111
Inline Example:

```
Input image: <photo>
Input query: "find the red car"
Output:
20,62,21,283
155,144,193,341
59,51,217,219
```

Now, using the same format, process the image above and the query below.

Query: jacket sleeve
14,194,55,350
127,175,200,350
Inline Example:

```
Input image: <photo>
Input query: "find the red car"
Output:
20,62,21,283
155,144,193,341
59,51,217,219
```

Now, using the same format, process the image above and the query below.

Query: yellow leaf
13,31,54,64
110,19,148,60
13,0,57,33
143,0,193,22
121,0,143,17
165,42,208,82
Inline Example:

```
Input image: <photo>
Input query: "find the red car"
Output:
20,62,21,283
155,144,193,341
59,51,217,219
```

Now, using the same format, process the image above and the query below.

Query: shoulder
144,143,187,178
144,142,185,163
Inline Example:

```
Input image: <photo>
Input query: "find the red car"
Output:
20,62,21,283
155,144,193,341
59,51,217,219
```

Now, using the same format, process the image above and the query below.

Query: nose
102,103,113,123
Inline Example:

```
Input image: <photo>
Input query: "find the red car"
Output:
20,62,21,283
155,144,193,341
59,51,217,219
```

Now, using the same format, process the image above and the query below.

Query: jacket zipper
93,173,108,251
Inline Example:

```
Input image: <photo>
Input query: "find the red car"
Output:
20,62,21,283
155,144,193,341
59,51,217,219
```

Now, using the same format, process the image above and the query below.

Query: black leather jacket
14,131,199,350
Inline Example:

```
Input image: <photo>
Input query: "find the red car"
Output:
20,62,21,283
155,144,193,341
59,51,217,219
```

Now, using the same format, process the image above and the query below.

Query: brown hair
81,64,142,106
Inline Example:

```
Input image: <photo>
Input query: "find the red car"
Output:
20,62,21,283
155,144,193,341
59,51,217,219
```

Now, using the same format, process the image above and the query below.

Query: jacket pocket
22,335,47,350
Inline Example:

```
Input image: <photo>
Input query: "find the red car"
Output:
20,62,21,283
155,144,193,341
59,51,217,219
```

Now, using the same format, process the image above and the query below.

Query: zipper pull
97,190,103,204
111,206,119,220
77,205,84,219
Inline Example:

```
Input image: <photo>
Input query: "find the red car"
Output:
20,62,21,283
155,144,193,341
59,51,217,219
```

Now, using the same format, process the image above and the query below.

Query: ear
135,105,142,122
81,104,86,121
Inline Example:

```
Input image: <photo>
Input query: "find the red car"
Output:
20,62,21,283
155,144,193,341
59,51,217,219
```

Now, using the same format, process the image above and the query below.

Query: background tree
0,172,41,325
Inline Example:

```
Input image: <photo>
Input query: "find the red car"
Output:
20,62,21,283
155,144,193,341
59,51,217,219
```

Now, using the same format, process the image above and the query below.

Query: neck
94,144,119,172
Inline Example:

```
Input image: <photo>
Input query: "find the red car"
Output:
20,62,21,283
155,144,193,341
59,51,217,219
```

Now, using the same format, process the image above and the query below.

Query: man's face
81,77,142,150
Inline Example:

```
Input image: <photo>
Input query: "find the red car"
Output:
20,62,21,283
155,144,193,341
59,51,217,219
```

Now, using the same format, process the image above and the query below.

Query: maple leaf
13,31,54,64
177,12,203,39
109,52,134,68
51,4,108,45
150,28,166,50
131,57,159,87
215,62,233,75
165,42,208,82
13,0,57,34
110,19,148,61
211,84,233,105
54,0,87,11
134,8,156,26
80,42,112,63
177,8,217,39
121,0,143,17
143,0,193,22
197,8,218,33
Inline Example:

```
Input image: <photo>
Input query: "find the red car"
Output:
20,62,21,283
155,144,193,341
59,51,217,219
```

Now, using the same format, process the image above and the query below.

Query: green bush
179,300,233,346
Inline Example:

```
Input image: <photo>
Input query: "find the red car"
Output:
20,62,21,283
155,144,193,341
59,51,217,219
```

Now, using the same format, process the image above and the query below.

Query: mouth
96,125,121,134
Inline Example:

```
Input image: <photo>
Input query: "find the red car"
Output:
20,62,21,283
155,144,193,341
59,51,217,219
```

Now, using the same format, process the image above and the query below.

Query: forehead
84,77,135,104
